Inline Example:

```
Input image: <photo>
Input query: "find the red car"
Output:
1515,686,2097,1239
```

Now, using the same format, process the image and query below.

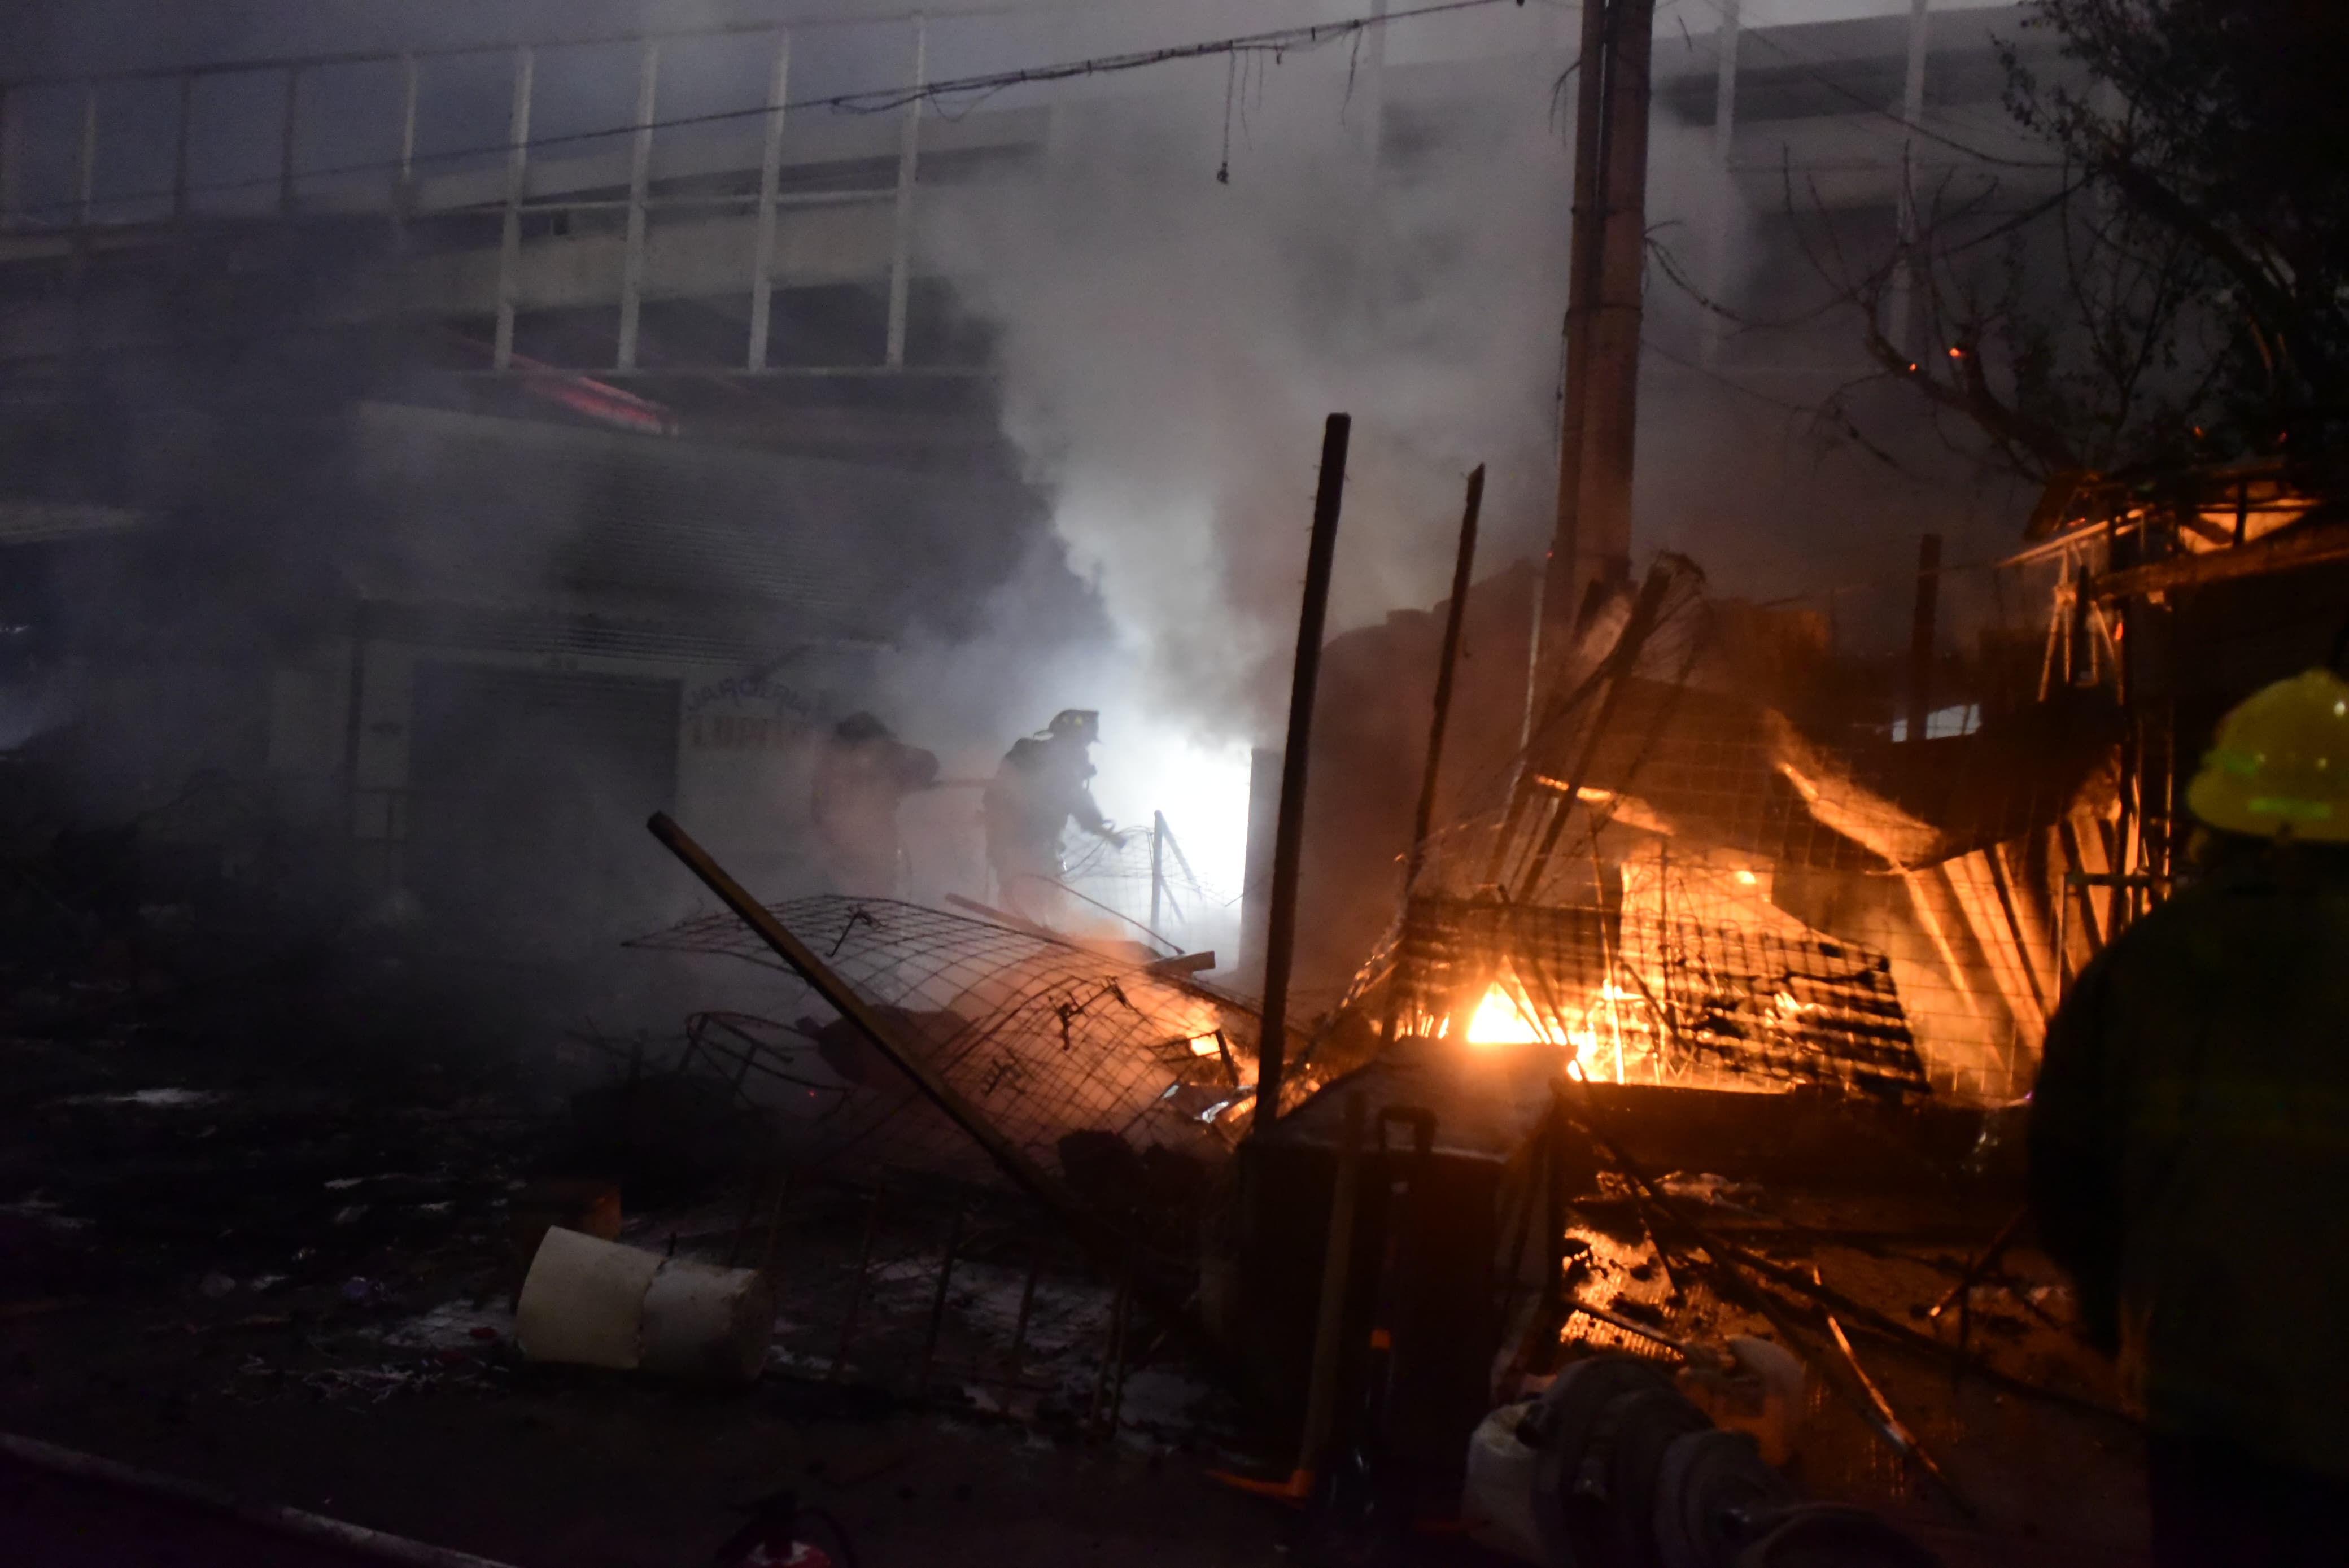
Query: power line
2,0,1520,224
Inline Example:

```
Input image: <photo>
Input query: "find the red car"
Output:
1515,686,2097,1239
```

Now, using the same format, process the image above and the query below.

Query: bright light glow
1465,982,1547,1046
1735,869,1759,886
1457,980,1621,1081
1086,722,1252,903
1188,1033,1222,1057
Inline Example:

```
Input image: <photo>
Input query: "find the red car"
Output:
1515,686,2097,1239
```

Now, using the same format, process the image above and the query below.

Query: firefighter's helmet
2187,669,2349,841
1046,709,1100,744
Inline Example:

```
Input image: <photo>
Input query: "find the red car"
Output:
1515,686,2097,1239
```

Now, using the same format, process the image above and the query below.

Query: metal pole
884,15,925,368
1701,0,1739,365
1252,413,1352,1129
915,1202,964,1390
1007,1242,1043,1371
1886,0,1931,354
1906,532,1942,742
172,74,194,222
1150,810,1167,933
1403,465,1485,894
0,86,17,226
1356,0,1389,161
831,1192,883,1378
1712,0,1740,166
278,67,301,214
617,41,657,370
492,46,533,370
398,56,418,187
0,1431,522,1568
75,84,97,231
392,55,417,242
747,29,791,371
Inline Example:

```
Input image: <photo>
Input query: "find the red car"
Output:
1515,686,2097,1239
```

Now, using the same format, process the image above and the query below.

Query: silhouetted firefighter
2033,668,2349,1568
808,711,938,898
981,709,1120,924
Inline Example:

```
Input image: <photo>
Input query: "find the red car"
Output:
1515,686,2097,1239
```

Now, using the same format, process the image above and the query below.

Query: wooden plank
645,812,1089,1234
2092,519,2349,602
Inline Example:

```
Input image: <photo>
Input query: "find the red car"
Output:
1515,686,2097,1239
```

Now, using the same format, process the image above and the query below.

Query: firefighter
2031,667,2349,1567
808,711,938,898
981,709,1120,923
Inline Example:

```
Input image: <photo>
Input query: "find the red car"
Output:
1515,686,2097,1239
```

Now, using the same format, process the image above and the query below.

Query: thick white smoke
934,14,1573,728
905,5,1580,905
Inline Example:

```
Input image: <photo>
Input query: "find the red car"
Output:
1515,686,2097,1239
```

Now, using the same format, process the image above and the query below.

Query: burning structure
1310,548,2127,1107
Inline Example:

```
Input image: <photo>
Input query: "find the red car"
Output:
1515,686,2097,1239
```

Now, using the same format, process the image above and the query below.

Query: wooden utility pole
1547,0,1657,641
1251,414,1352,1130
1545,0,1610,638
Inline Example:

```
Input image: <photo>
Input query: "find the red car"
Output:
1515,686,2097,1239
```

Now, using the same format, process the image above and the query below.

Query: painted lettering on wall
682,672,818,752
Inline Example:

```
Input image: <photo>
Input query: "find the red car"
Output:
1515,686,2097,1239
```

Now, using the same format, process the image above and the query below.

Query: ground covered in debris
0,957,1290,1568
0,944,2152,1567
1551,1176,2151,1566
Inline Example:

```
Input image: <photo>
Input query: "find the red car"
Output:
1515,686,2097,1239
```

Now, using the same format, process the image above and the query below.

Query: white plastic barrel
1461,1400,1546,1563
516,1226,775,1384
641,1259,777,1386
517,1226,664,1370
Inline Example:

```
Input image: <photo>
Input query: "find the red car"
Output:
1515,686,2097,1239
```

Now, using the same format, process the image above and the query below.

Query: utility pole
1547,0,1657,647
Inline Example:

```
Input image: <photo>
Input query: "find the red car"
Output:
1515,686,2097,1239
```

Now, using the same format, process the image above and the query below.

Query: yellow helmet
2187,669,2349,841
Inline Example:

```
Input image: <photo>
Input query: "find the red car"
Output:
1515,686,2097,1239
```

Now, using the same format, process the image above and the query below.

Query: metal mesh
628,896,1260,1193
1056,823,1232,935
1382,896,1929,1096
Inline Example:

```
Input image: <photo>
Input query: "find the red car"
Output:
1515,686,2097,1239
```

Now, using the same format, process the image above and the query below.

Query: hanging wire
2,0,1514,224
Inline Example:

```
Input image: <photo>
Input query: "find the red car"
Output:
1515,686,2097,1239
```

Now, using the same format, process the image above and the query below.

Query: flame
1188,1033,1222,1057
1465,982,1547,1047
1462,983,1614,1080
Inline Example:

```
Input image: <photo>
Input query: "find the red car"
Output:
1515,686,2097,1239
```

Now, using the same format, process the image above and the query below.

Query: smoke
930,9,1575,741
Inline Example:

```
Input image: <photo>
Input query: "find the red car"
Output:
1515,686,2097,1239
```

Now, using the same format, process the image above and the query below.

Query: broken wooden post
1512,558,1676,900
1404,465,1485,894
1252,413,1352,1129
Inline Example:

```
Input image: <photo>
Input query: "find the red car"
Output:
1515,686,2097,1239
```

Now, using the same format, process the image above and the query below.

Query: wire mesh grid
1051,822,1232,939
1377,896,1929,1096
628,896,1260,1193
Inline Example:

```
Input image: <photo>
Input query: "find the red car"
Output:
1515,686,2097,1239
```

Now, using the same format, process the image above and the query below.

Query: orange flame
1464,982,1547,1047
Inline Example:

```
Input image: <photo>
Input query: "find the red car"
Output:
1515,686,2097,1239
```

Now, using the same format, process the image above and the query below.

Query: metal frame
616,42,658,370
746,29,793,372
492,47,534,370
885,15,926,369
